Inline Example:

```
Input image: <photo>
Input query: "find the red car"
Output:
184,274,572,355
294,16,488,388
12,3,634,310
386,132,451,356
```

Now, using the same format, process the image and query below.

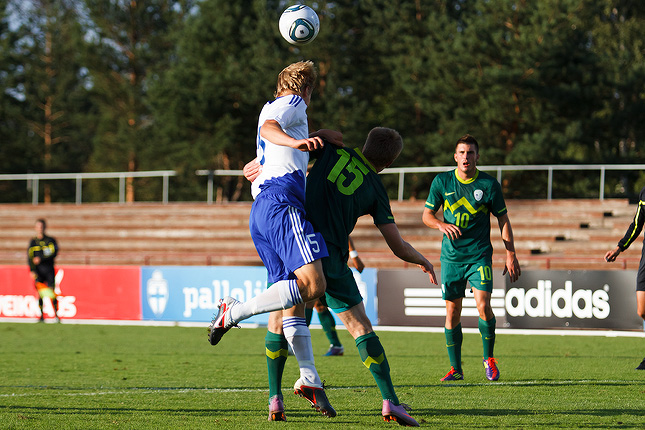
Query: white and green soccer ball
279,5,320,45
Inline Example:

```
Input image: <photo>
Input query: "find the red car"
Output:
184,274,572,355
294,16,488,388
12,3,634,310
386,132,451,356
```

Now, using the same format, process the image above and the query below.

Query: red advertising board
0,265,141,320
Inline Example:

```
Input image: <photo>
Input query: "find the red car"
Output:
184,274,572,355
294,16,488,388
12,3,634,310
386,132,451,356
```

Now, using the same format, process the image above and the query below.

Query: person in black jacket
28,219,59,322
604,187,645,370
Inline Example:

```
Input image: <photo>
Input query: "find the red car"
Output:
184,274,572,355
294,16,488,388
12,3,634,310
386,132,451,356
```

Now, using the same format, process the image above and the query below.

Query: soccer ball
279,5,320,45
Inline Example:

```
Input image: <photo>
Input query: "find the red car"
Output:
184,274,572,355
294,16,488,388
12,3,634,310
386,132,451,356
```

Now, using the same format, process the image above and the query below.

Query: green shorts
320,243,363,312
440,258,494,301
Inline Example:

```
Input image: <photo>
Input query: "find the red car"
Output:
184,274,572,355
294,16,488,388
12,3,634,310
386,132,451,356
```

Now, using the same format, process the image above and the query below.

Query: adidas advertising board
376,269,507,327
505,270,642,329
377,269,642,330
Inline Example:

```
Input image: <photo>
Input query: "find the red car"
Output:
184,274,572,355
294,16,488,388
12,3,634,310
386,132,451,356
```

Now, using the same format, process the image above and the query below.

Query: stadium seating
0,199,640,271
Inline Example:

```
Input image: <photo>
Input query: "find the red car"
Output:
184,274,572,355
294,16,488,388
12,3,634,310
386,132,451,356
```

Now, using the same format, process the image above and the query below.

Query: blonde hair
362,127,403,170
274,61,317,98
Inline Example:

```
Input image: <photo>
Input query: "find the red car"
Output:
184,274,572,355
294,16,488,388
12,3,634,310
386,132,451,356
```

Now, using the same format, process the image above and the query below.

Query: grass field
0,322,644,429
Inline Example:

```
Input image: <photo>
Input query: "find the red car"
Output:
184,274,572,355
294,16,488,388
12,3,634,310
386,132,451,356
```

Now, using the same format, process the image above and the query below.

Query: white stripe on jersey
288,206,313,262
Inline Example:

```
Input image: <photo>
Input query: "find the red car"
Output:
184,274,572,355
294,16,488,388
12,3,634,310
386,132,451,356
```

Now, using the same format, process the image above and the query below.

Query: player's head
274,61,317,102
35,219,46,237
454,134,480,175
455,134,479,153
362,127,403,172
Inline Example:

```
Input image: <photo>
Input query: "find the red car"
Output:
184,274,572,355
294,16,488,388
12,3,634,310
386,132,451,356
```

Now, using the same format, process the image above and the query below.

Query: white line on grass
1,379,642,398
2,318,644,338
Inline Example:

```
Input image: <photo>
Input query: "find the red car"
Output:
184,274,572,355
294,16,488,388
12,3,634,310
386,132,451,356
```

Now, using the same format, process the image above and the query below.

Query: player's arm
348,237,364,273
27,242,39,280
51,238,58,260
310,129,343,147
607,198,645,262
422,207,461,240
497,213,521,282
260,120,324,151
376,223,437,284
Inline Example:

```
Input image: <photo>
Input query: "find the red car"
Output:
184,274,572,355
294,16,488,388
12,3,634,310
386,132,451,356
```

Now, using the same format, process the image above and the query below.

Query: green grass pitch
0,322,643,429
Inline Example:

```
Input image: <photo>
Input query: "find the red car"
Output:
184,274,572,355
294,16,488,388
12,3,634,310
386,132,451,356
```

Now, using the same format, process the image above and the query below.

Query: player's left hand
311,129,344,147
503,252,521,283
243,158,262,182
418,261,438,285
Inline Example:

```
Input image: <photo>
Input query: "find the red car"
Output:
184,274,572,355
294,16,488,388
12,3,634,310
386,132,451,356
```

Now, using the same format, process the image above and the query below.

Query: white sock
283,316,321,387
229,279,302,323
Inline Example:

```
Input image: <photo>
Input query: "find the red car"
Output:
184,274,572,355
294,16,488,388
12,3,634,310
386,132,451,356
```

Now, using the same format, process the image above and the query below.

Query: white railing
0,171,176,205
198,164,645,203
1,164,643,205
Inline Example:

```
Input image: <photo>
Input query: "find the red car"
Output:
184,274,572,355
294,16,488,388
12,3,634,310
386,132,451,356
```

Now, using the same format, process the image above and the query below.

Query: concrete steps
1,199,640,271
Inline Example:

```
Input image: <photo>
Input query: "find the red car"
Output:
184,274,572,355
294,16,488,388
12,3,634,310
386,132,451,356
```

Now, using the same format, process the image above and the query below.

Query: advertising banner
0,265,141,320
309,268,378,326
141,266,269,323
505,270,643,330
141,266,378,326
376,269,506,327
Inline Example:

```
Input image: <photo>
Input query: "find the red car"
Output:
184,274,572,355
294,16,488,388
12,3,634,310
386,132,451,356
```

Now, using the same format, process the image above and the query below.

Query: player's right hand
439,223,461,241
604,247,620,262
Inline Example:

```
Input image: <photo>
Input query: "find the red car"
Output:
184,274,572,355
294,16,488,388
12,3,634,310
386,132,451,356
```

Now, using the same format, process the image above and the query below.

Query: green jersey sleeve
425,174,445,212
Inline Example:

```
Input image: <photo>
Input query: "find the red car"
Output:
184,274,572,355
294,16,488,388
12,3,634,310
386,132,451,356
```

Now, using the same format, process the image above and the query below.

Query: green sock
305,308,313,326
318,308,342,347
479,316,496,360
265,331,288,399
356,332,399,404
445,324,463,373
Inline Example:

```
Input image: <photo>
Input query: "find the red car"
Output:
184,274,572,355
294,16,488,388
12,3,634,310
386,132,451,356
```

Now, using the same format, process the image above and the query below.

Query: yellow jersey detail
624,201,645,247
454,168,479,184
444,197,489,216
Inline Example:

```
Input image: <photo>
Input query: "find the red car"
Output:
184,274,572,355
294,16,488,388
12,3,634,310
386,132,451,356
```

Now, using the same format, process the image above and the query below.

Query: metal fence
1,164,644,205
199,164,645,203
0,171,176,205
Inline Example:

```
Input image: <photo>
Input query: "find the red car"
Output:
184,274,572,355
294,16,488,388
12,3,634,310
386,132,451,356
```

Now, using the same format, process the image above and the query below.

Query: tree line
1,0,644,204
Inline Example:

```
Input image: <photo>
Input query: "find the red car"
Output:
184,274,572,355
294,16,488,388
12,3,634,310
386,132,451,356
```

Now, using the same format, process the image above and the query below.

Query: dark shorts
320,243,363,312
637,257,645,292
440,258,494,301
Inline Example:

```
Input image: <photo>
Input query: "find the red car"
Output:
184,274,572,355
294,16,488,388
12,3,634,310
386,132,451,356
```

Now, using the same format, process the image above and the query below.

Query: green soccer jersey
305,145,395,251
425,168,507,264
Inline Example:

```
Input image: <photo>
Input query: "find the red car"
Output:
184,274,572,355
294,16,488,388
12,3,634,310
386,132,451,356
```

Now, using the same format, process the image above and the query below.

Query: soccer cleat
207,297,240,346
293,378,336,417
441,366,464,381
268,395,286,421
483,357,500,381
636,357,645,370
324,345,344,356
382,400,419,427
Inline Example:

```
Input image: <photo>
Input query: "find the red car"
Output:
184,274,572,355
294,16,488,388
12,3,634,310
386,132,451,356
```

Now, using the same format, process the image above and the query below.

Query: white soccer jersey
251,94,310,202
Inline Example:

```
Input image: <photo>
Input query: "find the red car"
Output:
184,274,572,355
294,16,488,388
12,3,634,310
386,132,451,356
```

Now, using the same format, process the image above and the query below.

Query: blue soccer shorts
249,192,328,284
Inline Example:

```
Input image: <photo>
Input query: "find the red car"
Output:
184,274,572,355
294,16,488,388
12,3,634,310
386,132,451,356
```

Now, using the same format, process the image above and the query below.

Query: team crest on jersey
474,189,483,201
